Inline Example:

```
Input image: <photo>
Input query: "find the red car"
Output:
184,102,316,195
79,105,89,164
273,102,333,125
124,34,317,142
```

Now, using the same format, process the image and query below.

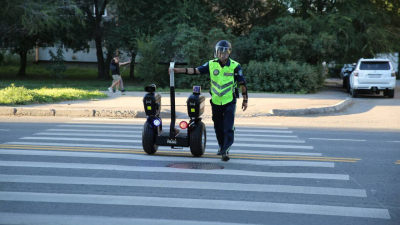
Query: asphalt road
0,115,399,225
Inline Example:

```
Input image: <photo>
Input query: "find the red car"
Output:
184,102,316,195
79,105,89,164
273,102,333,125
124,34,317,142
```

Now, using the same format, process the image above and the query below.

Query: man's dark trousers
211,100,236,154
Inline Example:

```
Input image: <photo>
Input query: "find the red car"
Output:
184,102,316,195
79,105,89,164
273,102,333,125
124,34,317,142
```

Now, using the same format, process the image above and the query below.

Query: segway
141,62,206,156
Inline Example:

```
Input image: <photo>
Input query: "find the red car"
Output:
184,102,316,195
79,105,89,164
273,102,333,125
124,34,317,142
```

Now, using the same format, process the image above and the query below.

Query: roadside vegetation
0,84,107,105
1,0,399,99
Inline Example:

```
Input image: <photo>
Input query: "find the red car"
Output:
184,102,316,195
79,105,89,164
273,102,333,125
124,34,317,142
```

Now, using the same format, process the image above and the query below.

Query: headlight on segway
153,118,161,127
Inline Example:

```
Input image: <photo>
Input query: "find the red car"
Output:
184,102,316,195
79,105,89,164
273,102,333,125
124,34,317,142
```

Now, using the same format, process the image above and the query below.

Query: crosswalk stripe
58,124,291,131
59,124,289,129
0,213,257,225
5,142,321,156
34,133,305,144
0,175,366,197
0,161,349,180
72,118,284,126
46,129,298,138
0,149,334,167
156,147,321,156
0,192,389,219
19,137,314,149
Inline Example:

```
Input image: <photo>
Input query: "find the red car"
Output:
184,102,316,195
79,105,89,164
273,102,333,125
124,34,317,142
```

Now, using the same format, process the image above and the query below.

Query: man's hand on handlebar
168,68,177,74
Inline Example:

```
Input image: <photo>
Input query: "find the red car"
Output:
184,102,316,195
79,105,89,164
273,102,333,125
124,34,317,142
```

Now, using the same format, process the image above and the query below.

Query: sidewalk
0,79,352,117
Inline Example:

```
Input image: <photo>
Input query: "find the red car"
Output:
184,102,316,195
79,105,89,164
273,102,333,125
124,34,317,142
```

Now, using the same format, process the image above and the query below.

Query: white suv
350,58,396,98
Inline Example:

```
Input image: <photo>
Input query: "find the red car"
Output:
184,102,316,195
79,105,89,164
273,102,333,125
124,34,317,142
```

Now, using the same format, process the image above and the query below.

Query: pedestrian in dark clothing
108,55,130,93
169,40,248,161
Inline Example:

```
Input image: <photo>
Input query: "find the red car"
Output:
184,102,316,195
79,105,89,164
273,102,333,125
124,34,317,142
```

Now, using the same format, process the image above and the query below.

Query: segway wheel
142,121,158,154
189,121,206,157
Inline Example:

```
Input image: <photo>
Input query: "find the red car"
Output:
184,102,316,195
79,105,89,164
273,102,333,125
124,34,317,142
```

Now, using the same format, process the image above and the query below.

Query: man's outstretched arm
169,68,200,74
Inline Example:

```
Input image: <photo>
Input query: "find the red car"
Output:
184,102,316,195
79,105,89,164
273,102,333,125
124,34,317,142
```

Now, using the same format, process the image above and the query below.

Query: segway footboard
156,130,189,147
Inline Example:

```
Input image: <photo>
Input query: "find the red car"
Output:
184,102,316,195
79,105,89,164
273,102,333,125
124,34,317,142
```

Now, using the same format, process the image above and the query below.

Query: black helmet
214,40,232,61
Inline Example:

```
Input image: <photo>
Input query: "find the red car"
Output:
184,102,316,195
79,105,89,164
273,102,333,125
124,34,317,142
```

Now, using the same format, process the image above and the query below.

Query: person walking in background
108,55,130,93
169,40,248,161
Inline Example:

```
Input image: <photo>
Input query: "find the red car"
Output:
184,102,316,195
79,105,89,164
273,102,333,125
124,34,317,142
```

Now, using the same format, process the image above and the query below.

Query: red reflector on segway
179,121,188,129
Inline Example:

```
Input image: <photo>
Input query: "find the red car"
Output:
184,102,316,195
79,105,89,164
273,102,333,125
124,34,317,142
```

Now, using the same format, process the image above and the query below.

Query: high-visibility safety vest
209,58,240,105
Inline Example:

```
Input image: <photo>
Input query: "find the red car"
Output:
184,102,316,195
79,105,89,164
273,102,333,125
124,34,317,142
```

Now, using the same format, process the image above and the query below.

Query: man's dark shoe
217,149,222,155
121,89,126,92
221,153,230,161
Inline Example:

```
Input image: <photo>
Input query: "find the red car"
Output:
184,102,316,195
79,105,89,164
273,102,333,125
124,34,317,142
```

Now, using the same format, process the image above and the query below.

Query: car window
360,62,390,70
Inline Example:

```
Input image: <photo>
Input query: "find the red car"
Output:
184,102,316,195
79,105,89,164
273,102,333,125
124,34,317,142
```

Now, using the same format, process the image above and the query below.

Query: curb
270,97,353,116
0,107,170,118
0,98,352,117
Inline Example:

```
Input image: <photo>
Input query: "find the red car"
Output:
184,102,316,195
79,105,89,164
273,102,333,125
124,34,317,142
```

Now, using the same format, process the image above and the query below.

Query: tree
0,0,82,76
75,0,119,79
213,0,289,35
112,0,220,80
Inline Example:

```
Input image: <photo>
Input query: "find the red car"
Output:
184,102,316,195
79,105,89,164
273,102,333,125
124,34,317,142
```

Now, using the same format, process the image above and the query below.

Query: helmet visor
215,46,231,54
215,46,231,60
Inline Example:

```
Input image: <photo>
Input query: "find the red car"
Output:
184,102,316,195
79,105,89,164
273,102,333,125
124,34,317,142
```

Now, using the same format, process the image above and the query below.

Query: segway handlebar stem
157,62,187,139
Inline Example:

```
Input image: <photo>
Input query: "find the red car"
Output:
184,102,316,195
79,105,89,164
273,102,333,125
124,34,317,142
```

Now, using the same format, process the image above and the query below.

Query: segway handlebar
158,62,187,66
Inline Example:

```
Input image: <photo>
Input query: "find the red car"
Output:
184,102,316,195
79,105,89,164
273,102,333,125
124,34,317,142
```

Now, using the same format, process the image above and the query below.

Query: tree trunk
129,51,137,80
18,50,28,76
95,36,105,79
317,0,323,14
301,0,309,19
104,49,113,79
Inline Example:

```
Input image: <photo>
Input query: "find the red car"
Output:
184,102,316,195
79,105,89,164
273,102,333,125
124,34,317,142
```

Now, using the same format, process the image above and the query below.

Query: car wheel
142,121,158,154
388,90,395,98
351,88,358,98
189,121,206,157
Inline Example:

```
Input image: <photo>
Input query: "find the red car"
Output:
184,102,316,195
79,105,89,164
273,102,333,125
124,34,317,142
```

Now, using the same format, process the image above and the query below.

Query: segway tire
142,121,158,154
189,121,206,157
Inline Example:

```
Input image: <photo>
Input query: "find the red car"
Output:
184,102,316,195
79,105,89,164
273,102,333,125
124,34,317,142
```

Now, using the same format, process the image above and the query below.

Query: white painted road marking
309,138,366,142
0,149,333,168
34,133,305,144
5,142,321,156
71,118,283,126
60,124,288,129
47,129,298,138
0,213,260,225
0,192,389,219
19,137,314,149
0,161,349,180
0,174,366,197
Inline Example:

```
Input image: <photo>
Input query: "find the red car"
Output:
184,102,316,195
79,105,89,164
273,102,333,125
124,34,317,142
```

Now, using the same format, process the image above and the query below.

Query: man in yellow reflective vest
169,40,248,161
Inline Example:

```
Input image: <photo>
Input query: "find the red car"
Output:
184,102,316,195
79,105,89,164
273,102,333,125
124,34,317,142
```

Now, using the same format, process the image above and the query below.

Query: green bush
136,38,168,88
0,84,107,105
243,59,321,93
0,50,21,66
46,47,67,79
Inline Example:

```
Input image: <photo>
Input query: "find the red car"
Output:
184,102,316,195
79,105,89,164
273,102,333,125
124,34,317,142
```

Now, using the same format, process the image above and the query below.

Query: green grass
0,64,99,79
0,64,197,92
0,64,142,90
0,84,107,105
